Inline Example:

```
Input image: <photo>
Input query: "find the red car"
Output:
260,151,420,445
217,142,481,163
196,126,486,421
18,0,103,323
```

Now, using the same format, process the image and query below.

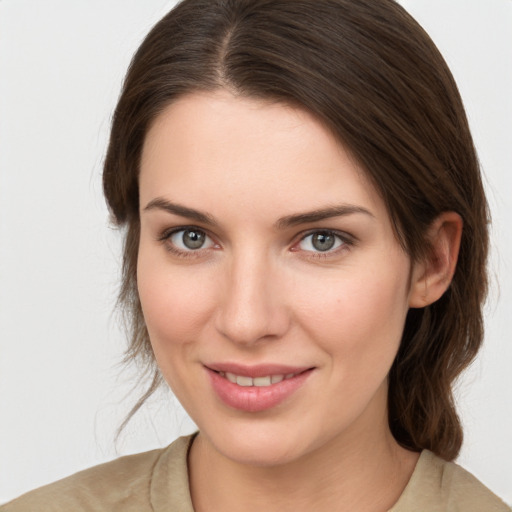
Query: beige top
2,435,509,511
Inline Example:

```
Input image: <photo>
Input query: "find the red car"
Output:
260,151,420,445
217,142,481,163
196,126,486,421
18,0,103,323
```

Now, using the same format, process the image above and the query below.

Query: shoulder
0,435,194,512
392,450,511,512
0,449,163,512
438,455,510,511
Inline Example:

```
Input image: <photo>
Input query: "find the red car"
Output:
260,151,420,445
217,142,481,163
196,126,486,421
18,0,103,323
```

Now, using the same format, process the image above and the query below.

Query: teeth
221,372,297,387
236,375,253,387
226,372,237,384
253,376,272,387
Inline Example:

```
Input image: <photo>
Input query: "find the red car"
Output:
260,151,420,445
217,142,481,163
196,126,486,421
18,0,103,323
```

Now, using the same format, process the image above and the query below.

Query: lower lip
207,368,313,412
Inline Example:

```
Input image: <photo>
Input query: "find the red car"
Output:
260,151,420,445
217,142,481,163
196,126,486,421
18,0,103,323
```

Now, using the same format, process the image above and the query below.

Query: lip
206,362,311,378
205,363,314,412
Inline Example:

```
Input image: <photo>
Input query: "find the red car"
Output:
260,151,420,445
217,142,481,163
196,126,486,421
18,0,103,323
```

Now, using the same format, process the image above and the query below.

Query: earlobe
409,212,463,308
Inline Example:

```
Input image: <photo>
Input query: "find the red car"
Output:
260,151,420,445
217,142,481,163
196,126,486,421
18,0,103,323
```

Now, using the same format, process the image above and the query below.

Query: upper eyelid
158,226,218,258
291,229,356,256
294,228,355,244
158,225,213,241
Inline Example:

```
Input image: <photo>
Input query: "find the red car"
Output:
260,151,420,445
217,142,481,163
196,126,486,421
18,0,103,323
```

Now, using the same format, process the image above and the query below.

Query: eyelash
157,226,218,259
292,229,354,259
157,226,355,260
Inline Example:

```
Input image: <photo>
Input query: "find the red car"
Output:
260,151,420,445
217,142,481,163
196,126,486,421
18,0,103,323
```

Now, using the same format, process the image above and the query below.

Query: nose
214,251,290,346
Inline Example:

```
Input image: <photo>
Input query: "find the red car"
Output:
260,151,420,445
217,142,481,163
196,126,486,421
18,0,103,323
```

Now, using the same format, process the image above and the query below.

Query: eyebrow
144,198,218,226
275,205,374,229
143,198,374,229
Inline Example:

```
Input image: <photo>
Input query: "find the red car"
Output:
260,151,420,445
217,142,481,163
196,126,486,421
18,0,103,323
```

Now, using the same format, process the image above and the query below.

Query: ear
409,212,463,308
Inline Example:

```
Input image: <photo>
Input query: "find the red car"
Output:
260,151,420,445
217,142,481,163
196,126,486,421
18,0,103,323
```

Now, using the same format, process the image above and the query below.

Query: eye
168,228,215,251
297,230,346,253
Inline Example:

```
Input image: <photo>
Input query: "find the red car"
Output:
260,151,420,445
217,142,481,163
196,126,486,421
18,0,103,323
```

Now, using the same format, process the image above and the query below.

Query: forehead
139,90,386,222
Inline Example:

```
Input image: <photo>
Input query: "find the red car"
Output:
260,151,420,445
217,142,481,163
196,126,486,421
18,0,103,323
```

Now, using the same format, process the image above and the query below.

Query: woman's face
138,91,422,466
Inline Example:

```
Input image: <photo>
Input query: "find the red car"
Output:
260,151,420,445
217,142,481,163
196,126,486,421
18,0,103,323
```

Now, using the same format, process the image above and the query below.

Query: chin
198,416,327,468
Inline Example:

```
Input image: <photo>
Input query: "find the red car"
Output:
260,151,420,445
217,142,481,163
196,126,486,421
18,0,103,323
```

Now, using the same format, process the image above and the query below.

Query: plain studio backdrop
0,0,511,505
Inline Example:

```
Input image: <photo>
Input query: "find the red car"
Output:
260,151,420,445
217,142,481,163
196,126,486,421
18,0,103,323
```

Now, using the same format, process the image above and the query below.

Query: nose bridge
215,246,288,345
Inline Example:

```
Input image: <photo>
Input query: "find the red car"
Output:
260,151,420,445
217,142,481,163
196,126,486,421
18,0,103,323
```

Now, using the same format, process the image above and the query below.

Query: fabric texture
2,434,509,511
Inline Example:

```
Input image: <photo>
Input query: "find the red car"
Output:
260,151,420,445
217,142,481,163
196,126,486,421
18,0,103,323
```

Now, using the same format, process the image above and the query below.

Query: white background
0,0,510,505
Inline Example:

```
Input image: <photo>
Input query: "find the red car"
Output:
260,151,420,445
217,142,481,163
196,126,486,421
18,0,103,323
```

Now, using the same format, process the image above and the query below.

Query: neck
188,411,419,512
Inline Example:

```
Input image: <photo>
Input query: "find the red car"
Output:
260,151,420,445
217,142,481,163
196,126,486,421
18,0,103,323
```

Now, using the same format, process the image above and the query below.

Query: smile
218,371,299,387
206,365,314,412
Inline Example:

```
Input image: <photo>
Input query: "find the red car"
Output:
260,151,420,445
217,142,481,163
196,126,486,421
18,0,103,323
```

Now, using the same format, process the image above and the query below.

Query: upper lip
205,362,313,378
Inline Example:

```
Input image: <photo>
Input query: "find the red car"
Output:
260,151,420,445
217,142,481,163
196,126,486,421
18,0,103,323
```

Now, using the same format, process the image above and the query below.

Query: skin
137,90,461,511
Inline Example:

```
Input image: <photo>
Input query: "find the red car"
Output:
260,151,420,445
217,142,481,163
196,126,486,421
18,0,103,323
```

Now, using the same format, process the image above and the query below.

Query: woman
2,0,509,510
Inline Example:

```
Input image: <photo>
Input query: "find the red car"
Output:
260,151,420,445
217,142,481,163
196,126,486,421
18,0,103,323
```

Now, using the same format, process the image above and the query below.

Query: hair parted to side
103,0,489,460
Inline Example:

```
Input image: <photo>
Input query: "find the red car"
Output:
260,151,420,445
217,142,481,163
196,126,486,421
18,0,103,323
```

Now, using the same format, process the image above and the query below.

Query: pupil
312,232,335,251
183,230,205,249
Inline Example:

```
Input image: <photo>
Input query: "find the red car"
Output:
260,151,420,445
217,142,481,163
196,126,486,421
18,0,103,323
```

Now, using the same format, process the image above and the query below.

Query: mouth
214,370,306,388
205,364,315,412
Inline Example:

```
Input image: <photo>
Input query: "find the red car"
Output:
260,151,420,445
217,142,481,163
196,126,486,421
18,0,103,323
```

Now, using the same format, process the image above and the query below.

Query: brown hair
103,0,488,460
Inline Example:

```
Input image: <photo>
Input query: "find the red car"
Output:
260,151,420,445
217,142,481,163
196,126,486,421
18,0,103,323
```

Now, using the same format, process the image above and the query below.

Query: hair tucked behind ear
103,0,488,460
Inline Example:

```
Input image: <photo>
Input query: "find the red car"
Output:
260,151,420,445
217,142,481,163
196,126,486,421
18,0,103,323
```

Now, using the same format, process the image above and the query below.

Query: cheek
136,248,216,351
295,263,410,366
136,251,221,403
